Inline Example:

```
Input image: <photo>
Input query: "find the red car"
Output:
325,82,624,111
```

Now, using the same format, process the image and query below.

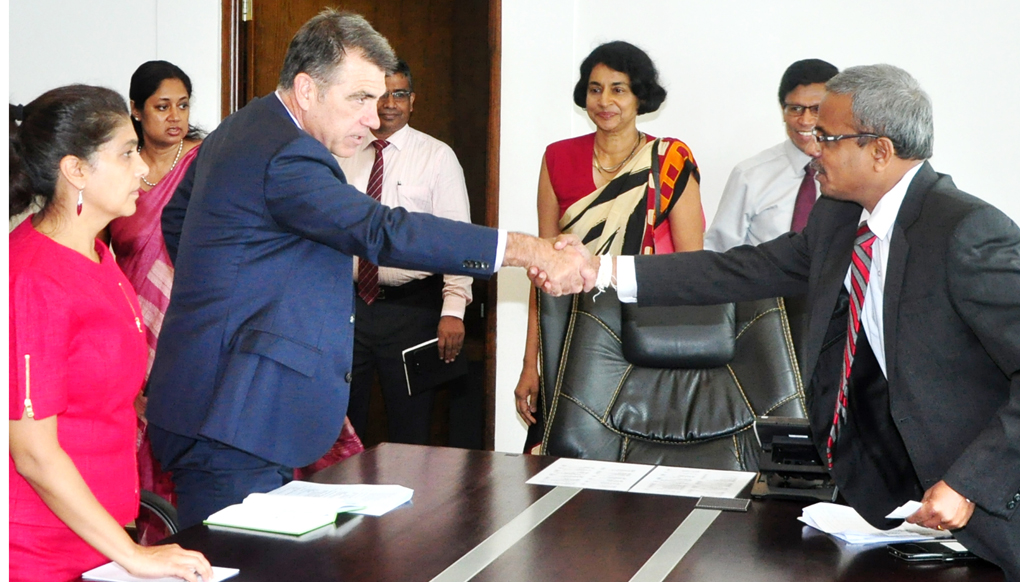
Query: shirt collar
274,90,303,130
361,123,411,153
863,162,923,242
782,138,814,175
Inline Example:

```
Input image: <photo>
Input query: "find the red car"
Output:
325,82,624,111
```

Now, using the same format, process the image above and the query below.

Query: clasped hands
525,234,600,296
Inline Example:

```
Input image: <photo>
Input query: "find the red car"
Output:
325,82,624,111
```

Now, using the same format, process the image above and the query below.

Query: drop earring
77,189,83,216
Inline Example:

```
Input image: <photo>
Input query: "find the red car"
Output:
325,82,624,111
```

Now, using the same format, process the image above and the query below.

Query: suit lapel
800,202,860,381
882,161,937,380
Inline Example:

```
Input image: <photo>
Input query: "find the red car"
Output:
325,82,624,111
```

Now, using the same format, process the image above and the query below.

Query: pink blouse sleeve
9,273,72,420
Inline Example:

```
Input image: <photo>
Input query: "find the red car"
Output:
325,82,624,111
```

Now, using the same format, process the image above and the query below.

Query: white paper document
884,500,922,520
525,458,655,491
268,481,414,517
83,563,239,582
628,465,757,498
525,458,754,499
799,502,951,545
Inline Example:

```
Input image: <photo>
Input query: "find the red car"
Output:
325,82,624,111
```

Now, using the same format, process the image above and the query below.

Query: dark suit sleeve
262,138,498,278
161,160,197,265
941,207,1020,517
634,229,813,307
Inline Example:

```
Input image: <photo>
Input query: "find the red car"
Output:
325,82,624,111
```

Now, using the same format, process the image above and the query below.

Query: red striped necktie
826,222,877,468
357,139,389,305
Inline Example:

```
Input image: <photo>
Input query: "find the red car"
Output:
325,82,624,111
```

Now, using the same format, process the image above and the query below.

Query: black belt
358,274,443,302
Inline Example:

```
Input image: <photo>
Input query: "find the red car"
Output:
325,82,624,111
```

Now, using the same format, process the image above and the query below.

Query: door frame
220,0,503,449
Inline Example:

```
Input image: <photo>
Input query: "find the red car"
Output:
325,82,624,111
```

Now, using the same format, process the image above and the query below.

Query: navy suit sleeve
942,206,1020,517
161,160,197,265
263,138,498,277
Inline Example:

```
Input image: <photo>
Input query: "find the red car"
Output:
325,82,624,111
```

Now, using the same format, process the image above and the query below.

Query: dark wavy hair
778,59,839,105
572,41,667,115
10,85,129,217
391,58,413,91
278,8,397,91
129,60,204,148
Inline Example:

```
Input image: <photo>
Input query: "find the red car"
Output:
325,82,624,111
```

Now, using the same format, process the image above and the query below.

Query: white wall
497,0,1020,452
9,0,221,132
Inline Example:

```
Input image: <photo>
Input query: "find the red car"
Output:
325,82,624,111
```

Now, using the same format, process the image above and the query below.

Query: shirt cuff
441,294,468,319
616,256,638,303
493,229,507,272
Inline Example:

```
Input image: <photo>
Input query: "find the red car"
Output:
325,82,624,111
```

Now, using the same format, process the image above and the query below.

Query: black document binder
401,338,468,396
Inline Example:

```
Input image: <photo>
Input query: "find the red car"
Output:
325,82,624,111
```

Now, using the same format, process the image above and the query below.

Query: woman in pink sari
108,61,203,542
110,63,363,542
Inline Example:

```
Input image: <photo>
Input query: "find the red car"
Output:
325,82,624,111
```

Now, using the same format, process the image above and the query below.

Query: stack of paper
83,563,239,582
267,481,414,516
799,502,952,544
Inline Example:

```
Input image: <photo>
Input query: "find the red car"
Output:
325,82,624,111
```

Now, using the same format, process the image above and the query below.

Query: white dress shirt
338,124,474,319
846,162,922,377
618,162,924,379
705,140,818,252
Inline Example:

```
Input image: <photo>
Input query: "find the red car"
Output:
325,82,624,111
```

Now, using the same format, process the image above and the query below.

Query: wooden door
222,0,501,448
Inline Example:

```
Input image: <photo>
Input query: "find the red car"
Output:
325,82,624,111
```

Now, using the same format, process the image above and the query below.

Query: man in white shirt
339,59,473,444
705,59,838,251
580,64,1020,580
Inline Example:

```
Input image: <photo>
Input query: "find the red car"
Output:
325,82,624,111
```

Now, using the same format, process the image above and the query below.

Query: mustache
809,160,824,175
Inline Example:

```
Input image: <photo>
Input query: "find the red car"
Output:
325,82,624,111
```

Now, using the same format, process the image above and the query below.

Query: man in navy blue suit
146,9,593,528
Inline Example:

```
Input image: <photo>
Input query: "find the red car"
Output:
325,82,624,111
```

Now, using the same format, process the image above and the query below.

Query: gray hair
826,64,933,160
278,9,397,92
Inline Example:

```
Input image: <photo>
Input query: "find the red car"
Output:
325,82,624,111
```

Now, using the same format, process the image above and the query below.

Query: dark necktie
826,223,877,468
357,139,389,305
790,163,817,232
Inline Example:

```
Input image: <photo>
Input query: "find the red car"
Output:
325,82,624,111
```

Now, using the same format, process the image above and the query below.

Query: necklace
593,132,643,175
141,139,184,188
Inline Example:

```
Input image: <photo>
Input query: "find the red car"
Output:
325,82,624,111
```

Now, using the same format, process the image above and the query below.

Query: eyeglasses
381,90,412,102
783,103,820,116
812,128,882,144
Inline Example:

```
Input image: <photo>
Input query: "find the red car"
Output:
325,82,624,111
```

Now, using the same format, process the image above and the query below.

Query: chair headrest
621,303,736,368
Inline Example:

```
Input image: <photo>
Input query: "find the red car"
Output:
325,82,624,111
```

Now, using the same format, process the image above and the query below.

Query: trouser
348,275,443,444
149,424,292,530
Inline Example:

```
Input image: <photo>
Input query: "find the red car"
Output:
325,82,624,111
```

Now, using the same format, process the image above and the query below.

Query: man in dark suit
577,65,1019,579
145,9,593,529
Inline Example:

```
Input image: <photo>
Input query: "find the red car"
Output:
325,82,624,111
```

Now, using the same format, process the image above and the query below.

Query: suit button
350,314,355,324
1008,500,1017,510
480,262,490,269
1013,493,1020,502
462,260,471,268
344,372,352,383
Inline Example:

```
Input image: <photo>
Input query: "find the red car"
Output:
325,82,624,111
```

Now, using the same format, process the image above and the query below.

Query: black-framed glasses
381,90,412,102
812,128,881,144
783,103,820,116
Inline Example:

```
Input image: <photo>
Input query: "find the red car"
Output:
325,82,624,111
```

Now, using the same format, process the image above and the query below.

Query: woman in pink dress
9,84,212,582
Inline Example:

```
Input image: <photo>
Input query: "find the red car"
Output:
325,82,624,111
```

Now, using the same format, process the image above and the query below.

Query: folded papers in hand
799,502,951,545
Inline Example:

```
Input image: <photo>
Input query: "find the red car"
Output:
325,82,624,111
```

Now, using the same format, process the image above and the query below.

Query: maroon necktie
357,139,389,305
826,223,877,468
790,163,817,232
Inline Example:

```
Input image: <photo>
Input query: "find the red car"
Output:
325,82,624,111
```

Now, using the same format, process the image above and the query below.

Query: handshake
504,232,602,296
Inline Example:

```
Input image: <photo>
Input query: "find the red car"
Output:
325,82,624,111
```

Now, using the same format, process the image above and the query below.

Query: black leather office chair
537,290,806,471
129,490,180,545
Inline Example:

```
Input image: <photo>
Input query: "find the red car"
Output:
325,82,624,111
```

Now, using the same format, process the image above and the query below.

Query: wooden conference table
167,444,1004,582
